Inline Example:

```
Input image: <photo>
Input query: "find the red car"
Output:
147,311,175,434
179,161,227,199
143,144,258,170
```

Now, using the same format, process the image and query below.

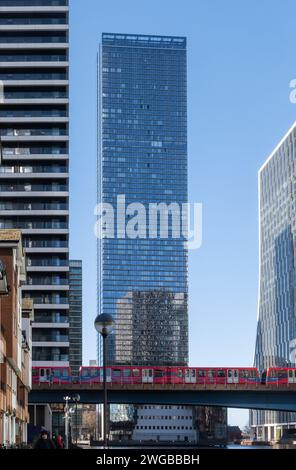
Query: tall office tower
251,122,296,441
0,0,70,367
98,33,189,441
98,32,188,366
69,260,82,376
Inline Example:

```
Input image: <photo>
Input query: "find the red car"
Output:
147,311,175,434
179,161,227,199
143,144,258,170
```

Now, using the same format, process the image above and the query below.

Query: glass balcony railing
34,315,69,324
33,335,69,343
32,354,69,362
0,127,67,136
0,221,67,229
0,165,67,173
23,240,68,248
0,72,66,80
4,91,67,99
0,0,68,6
2,149,67,156
0,34,67,44
27,259,68,267
0,184,67,191
0,18,67,26
0,203,68,210
27,277,68,285
0,110,67,117
29,296,68,305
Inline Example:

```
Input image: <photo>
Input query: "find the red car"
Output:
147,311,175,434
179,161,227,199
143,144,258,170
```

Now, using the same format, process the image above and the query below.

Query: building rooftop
102,33,186,49
0,229,22,242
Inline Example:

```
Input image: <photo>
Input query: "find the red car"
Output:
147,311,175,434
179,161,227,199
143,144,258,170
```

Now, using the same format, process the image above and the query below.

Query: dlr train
32,365,296,386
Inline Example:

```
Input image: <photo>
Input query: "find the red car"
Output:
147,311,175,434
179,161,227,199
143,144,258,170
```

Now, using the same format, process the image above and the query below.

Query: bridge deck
29,383,296,411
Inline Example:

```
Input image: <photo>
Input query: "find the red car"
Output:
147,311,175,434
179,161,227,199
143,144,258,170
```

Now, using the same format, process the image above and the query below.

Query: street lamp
72,393,80,446
63,395,71,449
94,313,115,448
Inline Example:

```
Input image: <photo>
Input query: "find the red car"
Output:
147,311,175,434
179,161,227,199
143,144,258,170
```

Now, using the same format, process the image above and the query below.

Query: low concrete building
0,230,33,447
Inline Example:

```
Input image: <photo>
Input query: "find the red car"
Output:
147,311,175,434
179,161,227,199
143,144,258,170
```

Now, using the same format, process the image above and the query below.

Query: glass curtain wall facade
69,260,82,376
98,33,188,367
0,0,70,366
251,123,296,441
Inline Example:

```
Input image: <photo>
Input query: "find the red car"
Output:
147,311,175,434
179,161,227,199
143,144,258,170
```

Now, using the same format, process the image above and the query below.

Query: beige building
0,230,33,447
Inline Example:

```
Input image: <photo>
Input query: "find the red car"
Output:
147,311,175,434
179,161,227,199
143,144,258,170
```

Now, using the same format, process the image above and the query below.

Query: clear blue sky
69,0,296,427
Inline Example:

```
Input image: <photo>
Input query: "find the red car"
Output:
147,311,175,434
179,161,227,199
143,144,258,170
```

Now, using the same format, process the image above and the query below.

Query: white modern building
132,405,197,443
251,122,296,441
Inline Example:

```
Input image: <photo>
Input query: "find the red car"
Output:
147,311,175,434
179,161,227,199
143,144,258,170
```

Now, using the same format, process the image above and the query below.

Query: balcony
0,221,68,230
0,163,67,172
33,314,69,325
0,127,67,137
0,16,67,27
0,32,67,44
0,0,68,6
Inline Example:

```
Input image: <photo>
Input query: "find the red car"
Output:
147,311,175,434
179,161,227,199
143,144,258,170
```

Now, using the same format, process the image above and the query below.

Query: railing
0,0,68,6
3,92,67,99
27,259,68,267
34,316,69,324
0,128,67,136
0,19,67,26
0,222,67,229
0,165,68,175
0,184,68,191
33,335,69,342
0,110,67,117
23,241,68,248
0,36,67,44
0,203,68,210
29,297,68,304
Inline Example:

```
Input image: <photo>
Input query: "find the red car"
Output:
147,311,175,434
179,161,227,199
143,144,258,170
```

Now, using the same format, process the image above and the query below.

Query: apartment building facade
0,0,70,367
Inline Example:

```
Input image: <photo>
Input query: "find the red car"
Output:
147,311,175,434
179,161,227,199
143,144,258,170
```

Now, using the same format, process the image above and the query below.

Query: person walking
33,430,56,449
53,431,65,449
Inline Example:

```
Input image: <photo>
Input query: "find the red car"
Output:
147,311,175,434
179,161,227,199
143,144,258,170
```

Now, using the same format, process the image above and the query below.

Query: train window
177,369,183,378
289,370,293,378
239,370,248,378
62,369,68,377
113,369,121,378
53,370,60,377
40,369,45,377
123,369,131,377
155,369,164,378
32,369,38,376
269,369,277,378
208,370,215,378
217,370,226,377
82,369,89,377
278,370,287,379
198,370,206,377
90,369,98,377
132,369,140,377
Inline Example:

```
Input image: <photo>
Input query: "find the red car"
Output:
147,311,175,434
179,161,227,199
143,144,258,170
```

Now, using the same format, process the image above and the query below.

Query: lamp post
72,393,80,446
63,395,71,449
94,313,115,448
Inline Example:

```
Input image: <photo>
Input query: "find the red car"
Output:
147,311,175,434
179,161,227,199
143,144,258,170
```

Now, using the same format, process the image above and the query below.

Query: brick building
0,230,33,447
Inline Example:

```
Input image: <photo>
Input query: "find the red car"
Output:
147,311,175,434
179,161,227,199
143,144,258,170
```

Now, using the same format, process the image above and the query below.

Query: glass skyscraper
0,0,70,367
98,33,188,367
251,122,296,441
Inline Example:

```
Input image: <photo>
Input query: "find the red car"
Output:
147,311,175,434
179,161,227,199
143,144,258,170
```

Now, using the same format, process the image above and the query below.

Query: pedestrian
33,430,56,449
53,431,64,449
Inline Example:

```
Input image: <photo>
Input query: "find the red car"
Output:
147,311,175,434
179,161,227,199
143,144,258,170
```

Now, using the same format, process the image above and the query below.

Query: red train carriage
78,366,260,385
32,366,72,384
266,367,296,385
